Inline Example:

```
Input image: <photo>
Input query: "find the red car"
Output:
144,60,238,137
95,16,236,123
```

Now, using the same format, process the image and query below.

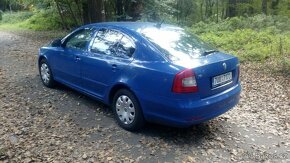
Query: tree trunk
116,0,124,21
200,1,204,21
88,0,97,23
87,0,105,23
82,1,90,24
55,0,68,30
226,0,237,17
74,0,83,24
271,0,280,14
95,0,105,22
262,0,267,15
9,3,12,13
127,0,143,21
216,0,219,23
66,0,79,26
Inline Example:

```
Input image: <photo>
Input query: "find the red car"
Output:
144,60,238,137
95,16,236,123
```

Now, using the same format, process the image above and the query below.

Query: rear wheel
112,89,145,131
39,59,55,88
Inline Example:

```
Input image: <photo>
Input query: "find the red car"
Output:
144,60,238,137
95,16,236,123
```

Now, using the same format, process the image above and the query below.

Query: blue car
38,22,241,131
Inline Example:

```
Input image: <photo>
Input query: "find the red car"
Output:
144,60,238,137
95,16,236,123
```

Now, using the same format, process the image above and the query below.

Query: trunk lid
173,52,239,98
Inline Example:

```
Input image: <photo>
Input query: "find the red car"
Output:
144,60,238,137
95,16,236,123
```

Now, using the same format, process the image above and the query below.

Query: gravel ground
0,30,289,163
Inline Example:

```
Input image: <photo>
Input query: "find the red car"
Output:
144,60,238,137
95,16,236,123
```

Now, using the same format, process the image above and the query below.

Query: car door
80,28,135,99
53,28,95,87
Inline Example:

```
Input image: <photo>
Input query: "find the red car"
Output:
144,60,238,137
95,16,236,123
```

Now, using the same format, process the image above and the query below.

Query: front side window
66,28,95,50
91,29,135,58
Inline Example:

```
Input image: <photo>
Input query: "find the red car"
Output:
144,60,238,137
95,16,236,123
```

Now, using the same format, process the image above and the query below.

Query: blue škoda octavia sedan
38,22,241,131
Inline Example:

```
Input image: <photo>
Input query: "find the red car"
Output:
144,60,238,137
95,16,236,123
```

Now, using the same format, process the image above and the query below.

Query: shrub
197,29,290,62
192,14,290,34
0,11,33,24
19,8,63,30
0,9,66,30
191,15,290,63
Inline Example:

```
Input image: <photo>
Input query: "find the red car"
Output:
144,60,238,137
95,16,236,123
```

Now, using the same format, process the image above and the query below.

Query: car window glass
66,28,94,50
91,29,123,56
139,27,216,61
115,35,135,58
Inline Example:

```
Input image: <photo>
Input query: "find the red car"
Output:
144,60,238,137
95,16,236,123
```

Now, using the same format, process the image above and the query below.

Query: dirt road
0,30,289,162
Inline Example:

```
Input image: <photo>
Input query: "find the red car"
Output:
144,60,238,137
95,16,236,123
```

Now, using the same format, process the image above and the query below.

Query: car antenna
155,20,164,28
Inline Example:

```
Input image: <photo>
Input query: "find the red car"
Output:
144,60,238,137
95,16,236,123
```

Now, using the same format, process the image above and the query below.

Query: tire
39,59,55,88
112,89,145,131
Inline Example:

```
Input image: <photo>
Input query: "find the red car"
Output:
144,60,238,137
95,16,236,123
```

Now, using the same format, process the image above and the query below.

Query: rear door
53,28,96,87
80,28,135,98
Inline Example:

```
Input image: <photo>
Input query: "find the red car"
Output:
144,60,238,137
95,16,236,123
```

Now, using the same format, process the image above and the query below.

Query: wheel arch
38,55,48,66
108,83,145,115
108,83,132,104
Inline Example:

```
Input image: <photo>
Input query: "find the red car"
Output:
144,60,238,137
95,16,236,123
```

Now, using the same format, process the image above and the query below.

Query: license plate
212,72,232,87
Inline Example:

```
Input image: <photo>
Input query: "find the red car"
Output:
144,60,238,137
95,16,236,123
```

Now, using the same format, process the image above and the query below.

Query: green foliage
191,15,290,69
0,11,33,24
198,29,290,62
192,15,290,34
19,8,62,30
281,58,290,75
0,8,63,30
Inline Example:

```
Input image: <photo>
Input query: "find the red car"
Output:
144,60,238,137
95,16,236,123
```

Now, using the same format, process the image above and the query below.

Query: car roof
83,22,182,32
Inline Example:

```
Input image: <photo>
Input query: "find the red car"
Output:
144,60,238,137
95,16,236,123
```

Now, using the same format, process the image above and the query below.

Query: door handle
75,56,81,61
112,64,118,71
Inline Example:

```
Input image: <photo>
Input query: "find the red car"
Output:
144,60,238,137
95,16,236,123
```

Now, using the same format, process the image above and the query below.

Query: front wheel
112,89,145,131
39,59,55,88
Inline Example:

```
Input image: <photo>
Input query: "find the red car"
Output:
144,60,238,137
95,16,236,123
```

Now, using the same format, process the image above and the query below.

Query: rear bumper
135,84,241,127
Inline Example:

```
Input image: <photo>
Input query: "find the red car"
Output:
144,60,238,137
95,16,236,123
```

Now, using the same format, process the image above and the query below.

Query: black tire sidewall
112,89,145,131
39,59,55,88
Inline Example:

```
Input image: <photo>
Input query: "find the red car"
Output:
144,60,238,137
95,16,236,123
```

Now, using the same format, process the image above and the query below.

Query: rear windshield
139,27,216,61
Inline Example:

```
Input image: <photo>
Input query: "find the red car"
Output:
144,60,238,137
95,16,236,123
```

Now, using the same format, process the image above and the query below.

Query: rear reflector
172,69,198,93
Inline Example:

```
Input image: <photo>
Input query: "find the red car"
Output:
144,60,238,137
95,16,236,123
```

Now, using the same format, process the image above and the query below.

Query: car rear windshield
139,27,217,61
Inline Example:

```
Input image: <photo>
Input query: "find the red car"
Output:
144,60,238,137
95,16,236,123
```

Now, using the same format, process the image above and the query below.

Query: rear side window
116,35,135,58
91,29,135,58
91,29,123,55
65,28,95,50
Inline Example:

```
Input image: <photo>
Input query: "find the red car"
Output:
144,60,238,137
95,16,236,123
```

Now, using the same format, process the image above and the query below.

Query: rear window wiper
203,50,219,55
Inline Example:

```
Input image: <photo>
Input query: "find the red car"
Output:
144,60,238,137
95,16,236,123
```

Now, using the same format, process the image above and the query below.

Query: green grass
0,11,33,24
197,29,290,62
0,9,63,31
0,11,32,30
19,9,63,30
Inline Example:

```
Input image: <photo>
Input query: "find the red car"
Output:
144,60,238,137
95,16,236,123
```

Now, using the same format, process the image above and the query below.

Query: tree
262,0,268,14
1,0,290,29
227,0,237,17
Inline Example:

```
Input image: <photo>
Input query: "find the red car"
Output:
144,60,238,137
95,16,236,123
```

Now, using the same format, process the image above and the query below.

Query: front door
53,28,96,87
81,28,136,99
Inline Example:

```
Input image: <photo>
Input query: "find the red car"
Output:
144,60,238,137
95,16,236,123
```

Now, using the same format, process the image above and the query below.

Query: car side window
65,28,95,50
91,29,123,56
115,35,135,58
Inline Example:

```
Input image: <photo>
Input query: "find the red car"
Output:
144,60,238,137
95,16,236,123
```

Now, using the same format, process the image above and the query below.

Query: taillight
172,69,198,93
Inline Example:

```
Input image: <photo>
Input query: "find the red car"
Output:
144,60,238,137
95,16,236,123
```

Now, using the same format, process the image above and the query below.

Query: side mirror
51,39,63,47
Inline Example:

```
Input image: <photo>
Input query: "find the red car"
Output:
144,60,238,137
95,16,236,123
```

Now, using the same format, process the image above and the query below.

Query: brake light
172,69,198,93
